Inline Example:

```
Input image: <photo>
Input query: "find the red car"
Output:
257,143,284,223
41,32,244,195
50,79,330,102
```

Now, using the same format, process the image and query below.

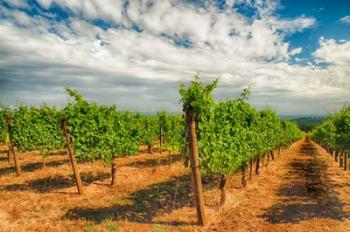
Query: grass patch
84,222,95,232
105,222,119,231
152,225,168,232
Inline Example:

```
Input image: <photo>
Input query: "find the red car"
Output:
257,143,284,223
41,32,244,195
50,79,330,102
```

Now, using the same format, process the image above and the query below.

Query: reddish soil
0,137,349,232
208,138,350,232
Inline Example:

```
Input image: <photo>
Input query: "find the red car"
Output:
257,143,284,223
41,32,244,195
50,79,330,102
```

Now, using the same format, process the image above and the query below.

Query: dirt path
209,137,350,232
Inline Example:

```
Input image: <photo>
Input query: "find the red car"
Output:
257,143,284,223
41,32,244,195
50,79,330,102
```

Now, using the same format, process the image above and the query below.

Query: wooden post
61,117,84,195
278,146,281,157
241,166,247,187
262,154,264,166
344,153,348,171
111,158,117,186
249,159,253,180
335,150,338,162
6,114,21,176
159,126,162,154
9,140,21,177
148,144,152,154
255,157,260,175
270,150,275,161
219,174,226,206
168,150,172,166
339,153,343,168
145,120,153,154
186,108,206,226
7,150,10,163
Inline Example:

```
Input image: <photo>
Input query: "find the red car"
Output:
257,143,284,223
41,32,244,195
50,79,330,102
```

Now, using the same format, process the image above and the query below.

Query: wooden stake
62,117,84,195
335,150,338,162
168,150,172,166
249,159,253,180
6,114,21,177
111,158,117,186
241,166,247,187
261,154,264,166
186,108,206,226
9,140,21,177
159,126,162,154
255,157,260,175
219,174,226,206
270,150,275,161
344,153,348,171
7,150,10,163
278,146,281,157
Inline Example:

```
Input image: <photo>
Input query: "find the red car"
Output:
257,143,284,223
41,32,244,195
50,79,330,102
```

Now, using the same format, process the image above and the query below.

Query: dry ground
208,138,350,232
0,137,349,232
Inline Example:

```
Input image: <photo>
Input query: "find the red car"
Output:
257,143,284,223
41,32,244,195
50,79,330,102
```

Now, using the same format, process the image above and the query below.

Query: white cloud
5,0,28,8
289,47,302,56
340,15,350,24
35,0,125,23
313,37,350,66
271,16,316,34
0,0,348,115
36,0,54,9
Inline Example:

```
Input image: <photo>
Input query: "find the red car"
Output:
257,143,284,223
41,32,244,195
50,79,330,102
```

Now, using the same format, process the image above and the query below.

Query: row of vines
0,78,303,188
181,78,302,173
0,88,184,180
310,106,350,169
0,76,304,225
179,76,303,214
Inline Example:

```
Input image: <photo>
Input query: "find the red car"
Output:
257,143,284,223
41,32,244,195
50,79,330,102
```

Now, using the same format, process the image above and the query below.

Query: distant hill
283,116,328,132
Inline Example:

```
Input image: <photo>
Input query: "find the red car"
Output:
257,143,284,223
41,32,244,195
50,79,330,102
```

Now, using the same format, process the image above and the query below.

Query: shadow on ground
0,159,70,176
1,171,110,192
261,141,349,224
0,156,9,162
126,154,183,168
65,174,195,226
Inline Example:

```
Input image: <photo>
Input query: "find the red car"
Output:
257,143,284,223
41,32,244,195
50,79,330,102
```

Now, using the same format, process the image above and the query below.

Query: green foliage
179,75,303,176
292,116,327,132
141,115,158,147
0,106,9,144
139,112,185,153
310,119,336,150
3,104,64,157
280,120,304,147
311,106,350,152
64,88,142,163
179,74,217,123
63,89,185,163
0,79,304,178
162,114,185,152
0,89,185,164
334,107,350,152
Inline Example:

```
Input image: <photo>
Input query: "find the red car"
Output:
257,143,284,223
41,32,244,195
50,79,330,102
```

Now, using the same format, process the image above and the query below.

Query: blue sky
279,0,350,60
0,0,349,115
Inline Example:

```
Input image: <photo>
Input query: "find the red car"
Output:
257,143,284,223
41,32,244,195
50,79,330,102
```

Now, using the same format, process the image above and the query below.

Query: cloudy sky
0,0,349,115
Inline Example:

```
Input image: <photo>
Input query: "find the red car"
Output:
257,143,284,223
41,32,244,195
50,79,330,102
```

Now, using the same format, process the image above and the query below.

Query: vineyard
310,106,350,170
0,77,350,232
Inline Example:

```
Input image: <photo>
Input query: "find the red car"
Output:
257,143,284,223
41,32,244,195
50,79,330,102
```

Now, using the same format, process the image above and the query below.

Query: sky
0,0,349,115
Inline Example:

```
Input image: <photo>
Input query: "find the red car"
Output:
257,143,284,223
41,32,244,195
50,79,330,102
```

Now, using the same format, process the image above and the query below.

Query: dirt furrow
209,137,350,232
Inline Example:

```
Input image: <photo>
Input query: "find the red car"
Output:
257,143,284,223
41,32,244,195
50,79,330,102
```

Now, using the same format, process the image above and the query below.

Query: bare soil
0,138,349,232
208,138,350,232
